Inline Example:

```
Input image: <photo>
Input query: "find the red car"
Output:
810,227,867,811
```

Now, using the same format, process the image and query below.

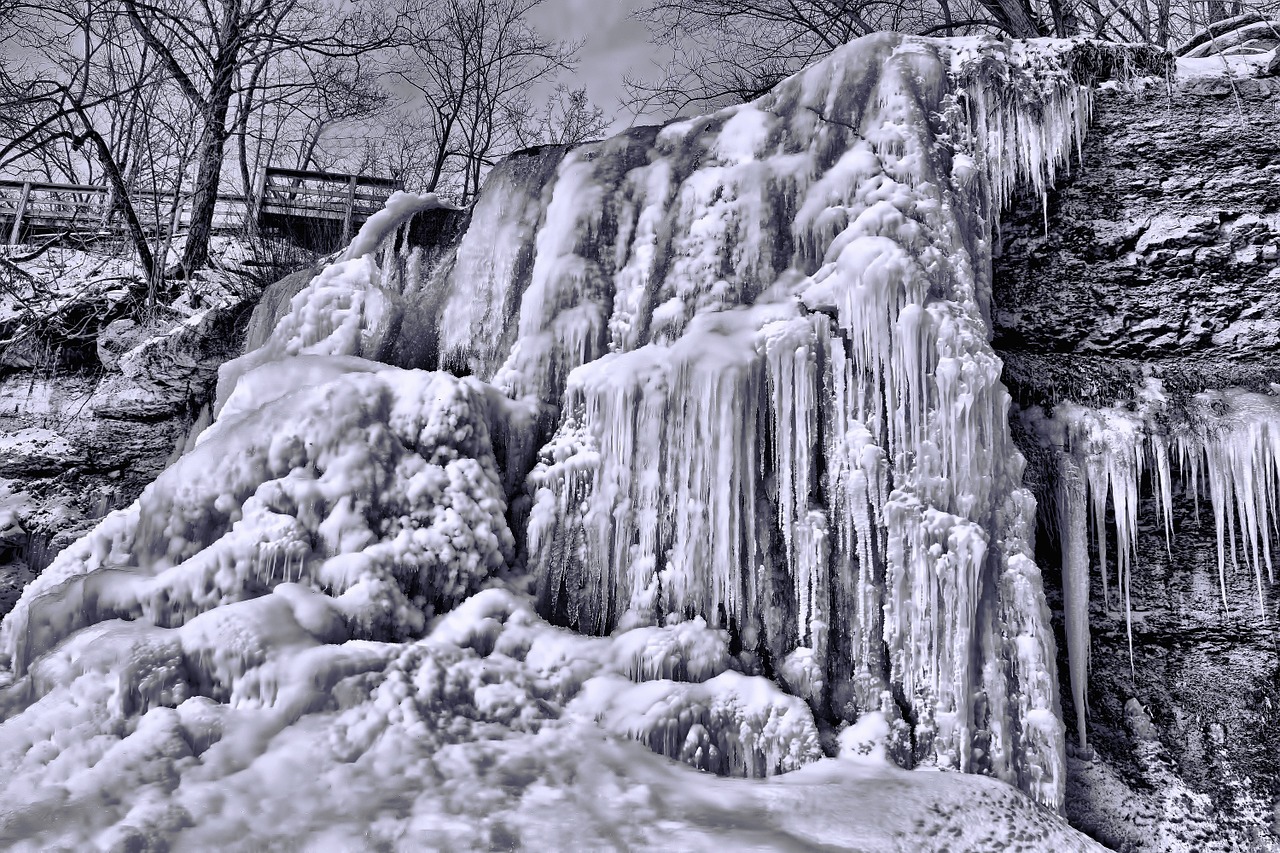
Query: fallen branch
1,232,70,264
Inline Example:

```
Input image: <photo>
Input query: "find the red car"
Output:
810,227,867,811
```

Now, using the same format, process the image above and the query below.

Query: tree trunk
939,0,956,36
1156,0,1172,46
979,0,1044,36
69,99,157,296
1048,0,1067,36
179,65,236,276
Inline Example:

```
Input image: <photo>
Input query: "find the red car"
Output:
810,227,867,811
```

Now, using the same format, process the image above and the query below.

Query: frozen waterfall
0,32,1155,849
496,34,1093,808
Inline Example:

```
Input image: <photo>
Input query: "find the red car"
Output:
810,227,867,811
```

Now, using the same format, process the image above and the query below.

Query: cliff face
997,73,1280,400
995,68,1280,851
0,253,259,615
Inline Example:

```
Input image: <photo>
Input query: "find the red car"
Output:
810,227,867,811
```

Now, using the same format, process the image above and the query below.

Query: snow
0,247,144,328
0,481,29,547
1174,50,1273,84
340,191,454,262
0,32,1116,848
0,427,84,471
0,238,280,333
0,574,1099,850
839,709,892,765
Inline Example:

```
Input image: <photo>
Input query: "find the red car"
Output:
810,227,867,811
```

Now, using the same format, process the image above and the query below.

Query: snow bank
0,590,1099,850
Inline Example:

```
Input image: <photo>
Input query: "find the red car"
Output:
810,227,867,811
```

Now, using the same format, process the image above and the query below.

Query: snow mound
577,671,823,777
2,364,517,679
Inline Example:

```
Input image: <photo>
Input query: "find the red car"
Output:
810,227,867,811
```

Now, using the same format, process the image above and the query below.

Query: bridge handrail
1,167,403,247
262,167,401,189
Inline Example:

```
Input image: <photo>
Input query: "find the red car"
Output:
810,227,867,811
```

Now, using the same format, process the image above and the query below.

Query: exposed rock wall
0,297,255,615
994,70,1280,850
997,73,1280,405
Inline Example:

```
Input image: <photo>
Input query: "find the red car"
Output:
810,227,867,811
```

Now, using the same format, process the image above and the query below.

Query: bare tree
511,84,610,148
625,0,1048,117
119,0,392,276
395,0,579,202
0,0,164,289
0,0,395,286
352,111,441,191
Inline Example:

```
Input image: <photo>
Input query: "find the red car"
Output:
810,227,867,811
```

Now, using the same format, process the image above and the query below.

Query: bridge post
340,175,358,245
250,166,267,234
100,185,115,231
7,181,31,245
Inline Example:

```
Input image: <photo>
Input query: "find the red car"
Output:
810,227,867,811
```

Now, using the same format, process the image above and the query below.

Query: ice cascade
485,34,1101,810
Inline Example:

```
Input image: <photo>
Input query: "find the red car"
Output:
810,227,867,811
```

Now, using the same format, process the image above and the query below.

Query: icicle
1152,435,1174,558
1054,386,1280,659
1058,454,1090,750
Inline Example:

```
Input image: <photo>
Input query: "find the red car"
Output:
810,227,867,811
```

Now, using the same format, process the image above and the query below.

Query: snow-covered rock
0,427,85,477
96,318,151,371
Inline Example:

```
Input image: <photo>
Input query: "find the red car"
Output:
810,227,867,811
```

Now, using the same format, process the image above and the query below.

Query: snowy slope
0,33,1118,850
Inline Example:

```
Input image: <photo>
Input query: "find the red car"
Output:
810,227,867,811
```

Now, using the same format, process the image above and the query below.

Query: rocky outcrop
995,67,1280,850
0,291,257,608
996,73,1280,405
93,303,253,420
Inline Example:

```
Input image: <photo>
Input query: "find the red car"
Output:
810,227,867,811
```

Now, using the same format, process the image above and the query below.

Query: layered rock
0,251,259,607
995,56,1280,849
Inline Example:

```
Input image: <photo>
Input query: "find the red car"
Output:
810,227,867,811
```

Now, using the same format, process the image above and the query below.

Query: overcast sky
532,0,658,129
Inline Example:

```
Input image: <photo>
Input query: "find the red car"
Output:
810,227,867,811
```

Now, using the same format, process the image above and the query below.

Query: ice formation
500,32,1094,808
1046,379,1280,748
0,33,1123,847
213,191,451,413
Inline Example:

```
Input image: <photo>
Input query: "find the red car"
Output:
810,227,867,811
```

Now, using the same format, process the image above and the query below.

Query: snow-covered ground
0,236,303,330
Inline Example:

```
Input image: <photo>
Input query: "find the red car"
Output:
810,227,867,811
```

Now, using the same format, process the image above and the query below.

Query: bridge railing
2,180,110,243
257,168,402,245
1,167,402,249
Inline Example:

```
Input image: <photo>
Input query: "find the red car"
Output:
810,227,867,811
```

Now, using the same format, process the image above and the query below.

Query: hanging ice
506,33,1104,811
1048,379,1280,747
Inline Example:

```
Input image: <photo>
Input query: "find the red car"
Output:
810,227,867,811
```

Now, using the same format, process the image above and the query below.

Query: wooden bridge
0,167,403,253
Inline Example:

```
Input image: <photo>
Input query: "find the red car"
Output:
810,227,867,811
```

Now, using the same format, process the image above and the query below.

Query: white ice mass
0,33,1126,850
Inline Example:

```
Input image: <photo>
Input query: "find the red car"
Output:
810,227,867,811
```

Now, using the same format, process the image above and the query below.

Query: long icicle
1058,453,1091,750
